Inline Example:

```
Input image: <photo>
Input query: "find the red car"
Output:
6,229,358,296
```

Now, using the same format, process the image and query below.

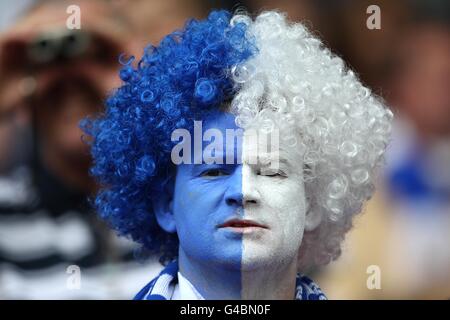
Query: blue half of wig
81,10,256,263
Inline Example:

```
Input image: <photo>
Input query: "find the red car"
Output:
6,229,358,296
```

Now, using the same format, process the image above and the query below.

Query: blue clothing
135,260,327,300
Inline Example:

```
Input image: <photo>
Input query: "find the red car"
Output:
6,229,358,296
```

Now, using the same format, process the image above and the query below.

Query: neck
241,258,298,299
178,249,298,300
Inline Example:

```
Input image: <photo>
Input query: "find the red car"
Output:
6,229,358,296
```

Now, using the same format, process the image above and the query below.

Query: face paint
170,111,307,299
172,111,244,299
241,127,307,299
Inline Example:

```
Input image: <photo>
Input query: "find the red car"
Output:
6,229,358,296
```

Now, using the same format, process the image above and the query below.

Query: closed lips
218,219,268,229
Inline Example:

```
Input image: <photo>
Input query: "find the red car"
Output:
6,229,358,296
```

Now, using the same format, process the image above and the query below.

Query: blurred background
0,0,448,299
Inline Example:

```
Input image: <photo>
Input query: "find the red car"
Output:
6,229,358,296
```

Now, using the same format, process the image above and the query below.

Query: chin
242,241,301,272
210,255,242,271
240,250,281,271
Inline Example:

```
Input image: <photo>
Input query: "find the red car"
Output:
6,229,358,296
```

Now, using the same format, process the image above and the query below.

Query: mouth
217,219,269,231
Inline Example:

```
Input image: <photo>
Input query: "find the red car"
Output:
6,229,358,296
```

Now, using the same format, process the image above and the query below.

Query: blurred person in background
0,0,209,299
381,17,450,298
328,0,412,89
0,0,34,174
311,2,450,299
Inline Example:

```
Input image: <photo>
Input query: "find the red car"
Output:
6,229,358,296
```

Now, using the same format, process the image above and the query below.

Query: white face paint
241,128,307,270
240,128,308,298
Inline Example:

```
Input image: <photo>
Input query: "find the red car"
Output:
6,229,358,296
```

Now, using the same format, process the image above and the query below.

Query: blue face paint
165,111,309,299
172,111,244,299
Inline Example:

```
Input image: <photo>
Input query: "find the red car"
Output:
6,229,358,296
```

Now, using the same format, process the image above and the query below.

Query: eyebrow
244,153,290,167
196,152,293,166
197,152,242,165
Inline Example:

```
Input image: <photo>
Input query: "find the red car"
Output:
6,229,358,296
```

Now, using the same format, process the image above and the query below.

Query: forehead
202,111,239,131
201,112,302,165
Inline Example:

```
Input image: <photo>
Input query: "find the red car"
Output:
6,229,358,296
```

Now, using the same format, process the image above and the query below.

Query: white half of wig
228,11,393,272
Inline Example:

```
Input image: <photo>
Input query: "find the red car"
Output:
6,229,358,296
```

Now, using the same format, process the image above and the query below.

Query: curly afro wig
82,10,393,271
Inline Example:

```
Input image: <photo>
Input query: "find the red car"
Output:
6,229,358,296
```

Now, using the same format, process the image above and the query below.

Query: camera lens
27,35,59,65
61,30,90,59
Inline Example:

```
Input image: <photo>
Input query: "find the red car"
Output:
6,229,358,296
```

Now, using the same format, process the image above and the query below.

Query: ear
153,191,177,234
304,199,322,232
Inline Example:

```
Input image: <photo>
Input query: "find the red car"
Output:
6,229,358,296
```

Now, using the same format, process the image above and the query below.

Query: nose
242,164,261,206
225,191,243,206
243,189,259,205
224,165,260,207
224,166,244,207
225,191,259,206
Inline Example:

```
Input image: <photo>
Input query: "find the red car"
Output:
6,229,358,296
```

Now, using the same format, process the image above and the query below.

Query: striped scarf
134,261,327,300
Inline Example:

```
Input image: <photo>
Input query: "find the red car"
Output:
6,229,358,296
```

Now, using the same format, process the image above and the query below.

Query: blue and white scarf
134,261,327,300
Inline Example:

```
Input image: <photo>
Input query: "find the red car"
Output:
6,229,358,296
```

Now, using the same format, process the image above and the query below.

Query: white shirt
171,272,205,300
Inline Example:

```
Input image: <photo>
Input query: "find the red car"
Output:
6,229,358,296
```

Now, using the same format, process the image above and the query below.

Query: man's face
170,111,307,272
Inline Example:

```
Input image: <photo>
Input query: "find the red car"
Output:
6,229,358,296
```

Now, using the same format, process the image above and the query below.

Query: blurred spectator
0,0,34,31
315,13,450,299
382,19,450,297
330,0,413,88
121,0,210,46
0,0,210,299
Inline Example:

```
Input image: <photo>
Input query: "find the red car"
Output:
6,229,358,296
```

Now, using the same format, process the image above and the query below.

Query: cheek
258,178,307,239
241,177,306,270
173,179,226,234
173,185,205,226
260,178,306,215
173,187,211,251
175,187,200,213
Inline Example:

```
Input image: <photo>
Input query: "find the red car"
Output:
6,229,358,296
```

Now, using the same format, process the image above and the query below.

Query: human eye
199,168,229,178
259,167,287,178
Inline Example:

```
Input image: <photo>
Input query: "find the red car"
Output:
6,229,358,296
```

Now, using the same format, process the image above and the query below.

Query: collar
172,271,205,300
134,260,327,300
